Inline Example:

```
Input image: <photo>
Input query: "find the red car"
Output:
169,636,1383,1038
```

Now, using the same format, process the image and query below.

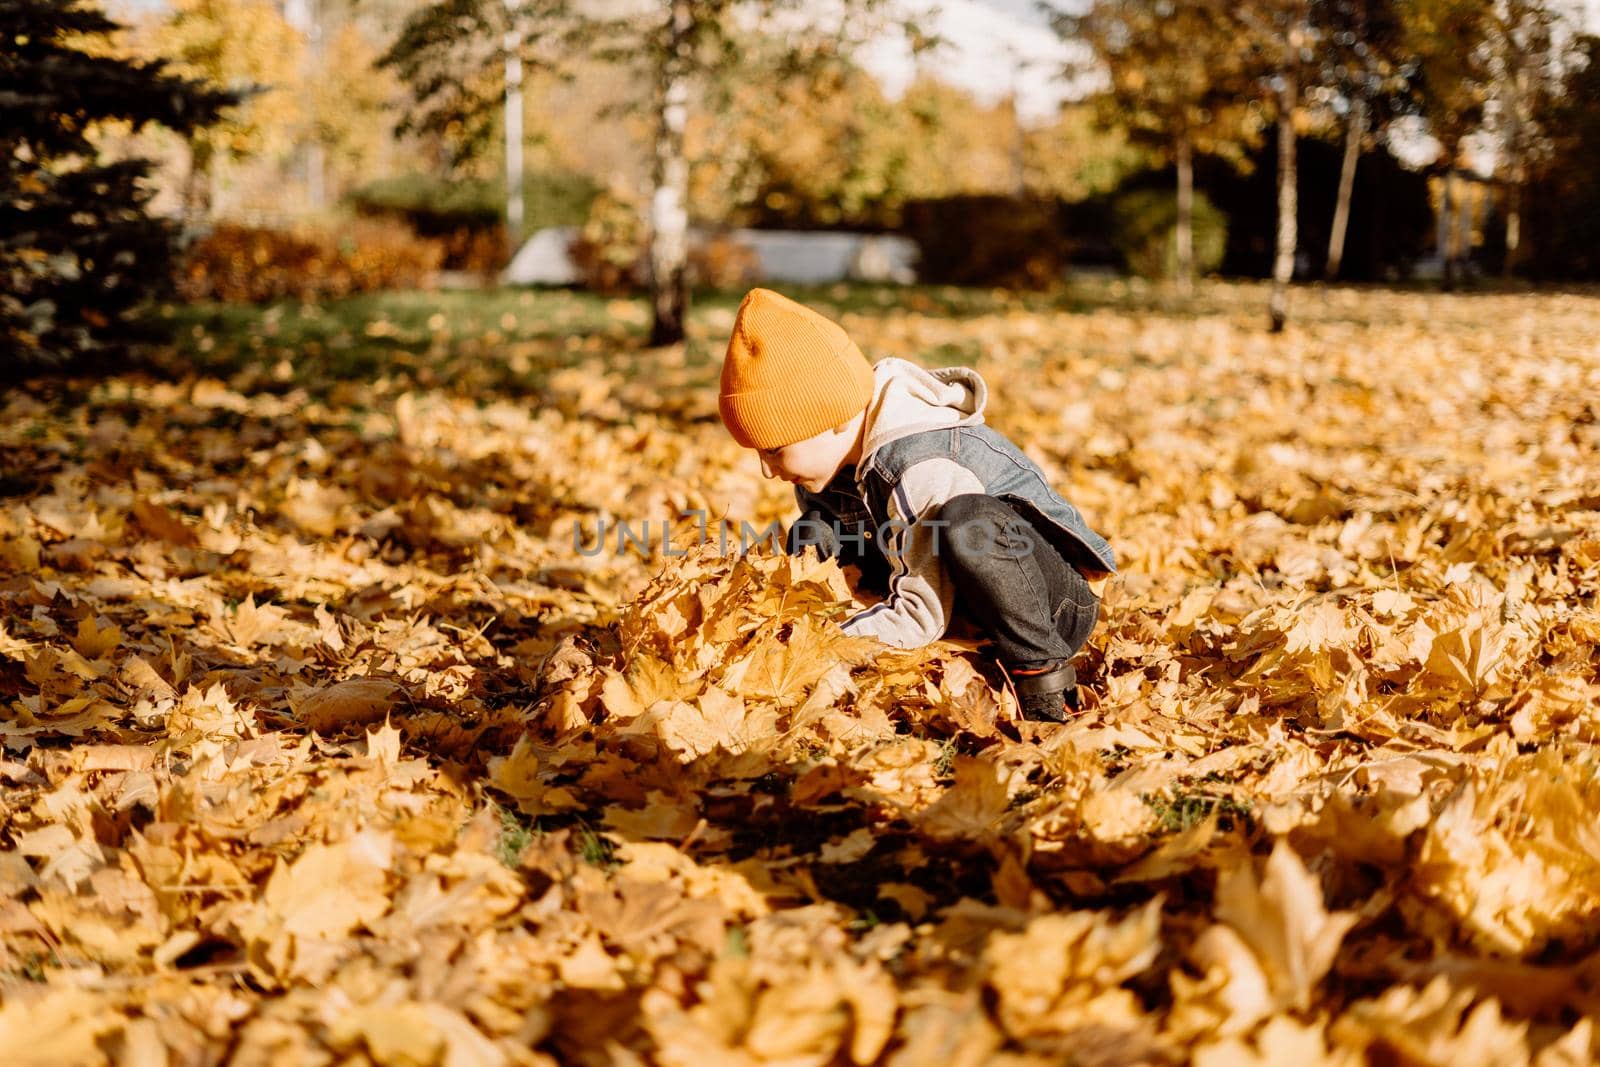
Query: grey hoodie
795,357,1115,649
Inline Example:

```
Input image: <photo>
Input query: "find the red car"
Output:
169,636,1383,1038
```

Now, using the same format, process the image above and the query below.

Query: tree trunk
1439,165,1456,290
1325,96,1366,280
503,16,525,250
1503,178,1522,277
1175,133,1194,296
648,0,693,347
1268,72,1297,333
305,0,327,212
307,142,327,212
184,140,214,222
1007,91,1027,198
1500,39,1531,277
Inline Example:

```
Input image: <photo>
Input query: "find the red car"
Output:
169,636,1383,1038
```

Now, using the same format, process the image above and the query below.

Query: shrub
175,221,444,304
346,170,599,272
565,207,760,293
901,196,1066,289
567,187,648,294
437,228,510,278
687,232,761,289
346,173,501,231
1110,188,1228,280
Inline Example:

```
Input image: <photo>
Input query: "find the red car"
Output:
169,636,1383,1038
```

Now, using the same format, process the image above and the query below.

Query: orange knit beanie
719,288,876,450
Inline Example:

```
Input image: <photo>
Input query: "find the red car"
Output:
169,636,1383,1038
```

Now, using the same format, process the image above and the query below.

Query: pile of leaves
2,284,1599,1065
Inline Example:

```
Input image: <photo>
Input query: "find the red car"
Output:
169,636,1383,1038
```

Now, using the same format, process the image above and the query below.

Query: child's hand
836,562,876,610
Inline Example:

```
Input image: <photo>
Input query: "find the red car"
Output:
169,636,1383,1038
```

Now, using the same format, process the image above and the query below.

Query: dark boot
1007,660,1079,723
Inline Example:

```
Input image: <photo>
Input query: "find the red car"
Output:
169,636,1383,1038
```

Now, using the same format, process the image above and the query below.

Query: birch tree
383,0,926,346
1483,0,1566,276
1235,0,1319,330
1396,0,1493,288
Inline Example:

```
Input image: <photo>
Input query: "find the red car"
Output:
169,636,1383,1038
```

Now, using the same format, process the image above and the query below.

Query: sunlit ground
2,280,1599,1063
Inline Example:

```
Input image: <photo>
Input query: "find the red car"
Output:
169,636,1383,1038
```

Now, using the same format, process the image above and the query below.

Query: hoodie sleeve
838,458,987,649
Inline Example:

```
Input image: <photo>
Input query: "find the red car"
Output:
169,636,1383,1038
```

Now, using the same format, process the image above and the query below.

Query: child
718,288,1117,723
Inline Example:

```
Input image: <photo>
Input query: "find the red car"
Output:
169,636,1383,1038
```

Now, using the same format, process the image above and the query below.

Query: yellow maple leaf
70,615,121,660
248,831,394,949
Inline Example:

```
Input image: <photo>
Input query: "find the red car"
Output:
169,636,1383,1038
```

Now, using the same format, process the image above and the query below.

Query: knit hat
719,288,876,450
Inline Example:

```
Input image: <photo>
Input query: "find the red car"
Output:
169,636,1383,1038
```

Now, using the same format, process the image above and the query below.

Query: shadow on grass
160,283,1087,382
156,287,652,396
144,276,1591,406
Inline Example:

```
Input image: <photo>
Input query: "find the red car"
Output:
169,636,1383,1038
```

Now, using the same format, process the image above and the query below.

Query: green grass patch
576,822,620,870
495,805,539,868
148,277,1444,412
1141,785,1252,833
159,287,633,393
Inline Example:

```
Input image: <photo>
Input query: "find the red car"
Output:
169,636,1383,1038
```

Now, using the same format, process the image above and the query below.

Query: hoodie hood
857,357,988,473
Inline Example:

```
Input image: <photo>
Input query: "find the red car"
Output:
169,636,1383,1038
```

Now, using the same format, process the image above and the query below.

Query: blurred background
7,0,1600,363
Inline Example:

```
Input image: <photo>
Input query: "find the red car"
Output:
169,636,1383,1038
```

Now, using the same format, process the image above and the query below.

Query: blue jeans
787,493,1098,670
937,494,1099,672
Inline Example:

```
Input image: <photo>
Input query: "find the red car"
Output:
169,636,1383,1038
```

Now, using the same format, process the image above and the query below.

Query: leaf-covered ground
3,282,1600,1066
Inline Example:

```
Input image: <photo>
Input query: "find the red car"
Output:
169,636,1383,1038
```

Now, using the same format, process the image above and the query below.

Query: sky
105,0,1082,125
851,0,1087,125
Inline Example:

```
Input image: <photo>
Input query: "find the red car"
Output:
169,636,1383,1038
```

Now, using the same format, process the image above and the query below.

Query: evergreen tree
1,0,233,371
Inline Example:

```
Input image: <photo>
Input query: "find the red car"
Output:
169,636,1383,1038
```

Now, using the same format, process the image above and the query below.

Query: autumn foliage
176,223,445,304
2,284,1599,1063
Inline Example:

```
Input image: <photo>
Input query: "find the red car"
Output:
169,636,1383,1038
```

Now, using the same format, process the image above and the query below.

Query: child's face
756,422,855,494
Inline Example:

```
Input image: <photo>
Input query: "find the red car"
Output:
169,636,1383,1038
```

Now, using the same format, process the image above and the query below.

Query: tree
1,0,232,370
710,65,1037,228
383,0,928,346
1396,0,1494,288
273,0,409,212
304,23,403,208
142,0,306,219
1521,34,1600,278
1052,0,1255,295
1023,104,1147,204
692,57,915,227
1232,0,1323,331
1316,0,1414,279
1482,0,1567,276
